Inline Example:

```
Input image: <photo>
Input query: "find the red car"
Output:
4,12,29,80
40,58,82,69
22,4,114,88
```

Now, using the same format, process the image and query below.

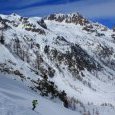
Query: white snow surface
0,13,115,115
0,74,80,115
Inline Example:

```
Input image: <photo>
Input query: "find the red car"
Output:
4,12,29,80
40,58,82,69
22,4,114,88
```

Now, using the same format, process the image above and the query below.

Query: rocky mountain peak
45,12,89,25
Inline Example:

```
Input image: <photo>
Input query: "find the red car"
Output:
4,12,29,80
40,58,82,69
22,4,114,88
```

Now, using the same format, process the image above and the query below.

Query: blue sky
0,0,115,28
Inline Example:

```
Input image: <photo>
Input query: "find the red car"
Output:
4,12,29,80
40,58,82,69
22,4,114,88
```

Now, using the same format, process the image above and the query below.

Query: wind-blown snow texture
0,13,115,115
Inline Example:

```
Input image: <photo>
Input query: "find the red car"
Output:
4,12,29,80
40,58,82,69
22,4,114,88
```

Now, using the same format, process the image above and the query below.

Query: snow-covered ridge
0,13,115,115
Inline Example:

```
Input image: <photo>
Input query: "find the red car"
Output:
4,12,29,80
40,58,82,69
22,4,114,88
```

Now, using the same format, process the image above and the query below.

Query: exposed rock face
46,13,89,25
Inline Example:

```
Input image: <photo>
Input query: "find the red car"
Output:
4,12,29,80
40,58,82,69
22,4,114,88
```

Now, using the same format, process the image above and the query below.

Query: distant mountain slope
0,13,115,115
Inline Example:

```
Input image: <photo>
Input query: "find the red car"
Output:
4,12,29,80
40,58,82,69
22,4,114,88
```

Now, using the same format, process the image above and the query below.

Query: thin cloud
79,0,115,18
10,0,114,19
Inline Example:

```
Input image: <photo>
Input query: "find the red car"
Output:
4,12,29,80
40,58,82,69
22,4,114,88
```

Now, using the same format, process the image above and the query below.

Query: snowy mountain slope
0,74,80,115
0,13,115,115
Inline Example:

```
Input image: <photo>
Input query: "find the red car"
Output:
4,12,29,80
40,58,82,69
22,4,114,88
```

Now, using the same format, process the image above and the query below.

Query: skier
32,100,38,110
